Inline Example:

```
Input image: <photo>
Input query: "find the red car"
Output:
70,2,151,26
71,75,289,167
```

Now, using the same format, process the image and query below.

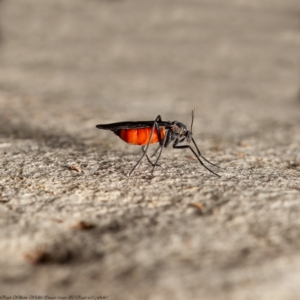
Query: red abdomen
118,127,165,145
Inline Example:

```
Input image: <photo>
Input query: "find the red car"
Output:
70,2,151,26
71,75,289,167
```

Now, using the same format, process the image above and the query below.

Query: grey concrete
0,0,300,299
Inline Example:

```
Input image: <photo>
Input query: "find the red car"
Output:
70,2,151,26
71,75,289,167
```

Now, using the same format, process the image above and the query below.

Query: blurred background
0,0,299,142
1,0,300,298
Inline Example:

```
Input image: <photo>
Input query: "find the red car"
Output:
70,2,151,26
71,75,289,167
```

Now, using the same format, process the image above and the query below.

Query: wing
96,121,171,131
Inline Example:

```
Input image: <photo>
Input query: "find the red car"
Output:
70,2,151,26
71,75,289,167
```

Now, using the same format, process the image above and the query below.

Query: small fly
96,110,220,177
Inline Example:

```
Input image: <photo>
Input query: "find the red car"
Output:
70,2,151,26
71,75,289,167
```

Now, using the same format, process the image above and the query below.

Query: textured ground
0,0,300,299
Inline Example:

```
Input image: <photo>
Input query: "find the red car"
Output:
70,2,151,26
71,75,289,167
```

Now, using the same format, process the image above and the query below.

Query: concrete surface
0,0,300,299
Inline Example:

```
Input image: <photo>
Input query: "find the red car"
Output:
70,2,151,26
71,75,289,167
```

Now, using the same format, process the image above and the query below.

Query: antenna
190,108,195,132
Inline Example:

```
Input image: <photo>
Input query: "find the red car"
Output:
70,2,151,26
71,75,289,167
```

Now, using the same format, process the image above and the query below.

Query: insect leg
150,145,161,157
141,146,162,168
191,137,221,169
149,114,164,158
173,140,220,177
150,128,172,174
128,115,162,176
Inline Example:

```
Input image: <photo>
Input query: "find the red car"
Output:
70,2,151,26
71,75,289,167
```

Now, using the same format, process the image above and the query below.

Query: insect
96,110,220,177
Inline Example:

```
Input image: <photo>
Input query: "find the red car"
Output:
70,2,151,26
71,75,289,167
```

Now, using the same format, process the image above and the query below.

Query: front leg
191,137,220,169
173,140,220,177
